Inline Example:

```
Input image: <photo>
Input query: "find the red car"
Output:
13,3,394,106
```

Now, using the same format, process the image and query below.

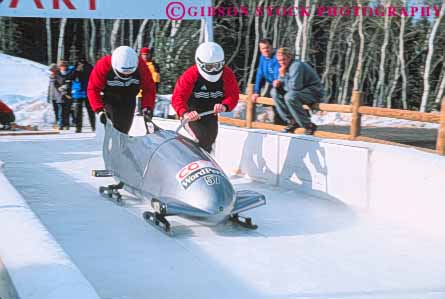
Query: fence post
437,96,445,156
245,84,254,128
350,90,362,138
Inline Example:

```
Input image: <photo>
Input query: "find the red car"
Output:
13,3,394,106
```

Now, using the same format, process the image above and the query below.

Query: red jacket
87,56,155,112
172,65,240,117
0,100,13,113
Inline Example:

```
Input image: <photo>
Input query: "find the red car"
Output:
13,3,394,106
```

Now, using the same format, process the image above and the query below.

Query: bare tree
100,19,107,55
0,17,6,51
129,20,134,46
322,17,341,100
89,19,96,62
149,21,158,48
120,20,125,46
227,14,244,66
57,18,68,62
247,0,263,86
46,18,52,63
294,0,303,59
386,40,401,108
420,1,445,112
399,0,408,109
339,20,358,104
301,0,318,61
134,19,149,51
375,0,392,107
110,19,121,51
82,19,89,60
241,0,255,89
353,0,364,91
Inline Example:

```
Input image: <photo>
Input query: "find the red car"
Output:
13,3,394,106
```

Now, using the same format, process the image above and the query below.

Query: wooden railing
218,84,445,156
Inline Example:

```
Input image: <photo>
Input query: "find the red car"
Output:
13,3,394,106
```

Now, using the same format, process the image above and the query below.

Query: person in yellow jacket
136,47,161,115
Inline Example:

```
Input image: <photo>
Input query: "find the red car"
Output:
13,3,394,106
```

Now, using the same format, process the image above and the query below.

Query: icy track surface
1,133,445,299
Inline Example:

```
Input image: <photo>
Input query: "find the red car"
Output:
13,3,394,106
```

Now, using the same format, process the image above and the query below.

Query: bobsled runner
93,112,266,235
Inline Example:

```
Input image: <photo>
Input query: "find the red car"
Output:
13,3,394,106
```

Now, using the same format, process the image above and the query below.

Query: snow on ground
0,132,444,299
0,53,54,128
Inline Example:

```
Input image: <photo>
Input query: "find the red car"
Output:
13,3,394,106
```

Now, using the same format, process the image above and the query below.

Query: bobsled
93,112,266,234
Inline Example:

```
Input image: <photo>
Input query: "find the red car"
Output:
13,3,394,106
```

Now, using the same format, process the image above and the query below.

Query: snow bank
0,53,54,127
0,161,100,299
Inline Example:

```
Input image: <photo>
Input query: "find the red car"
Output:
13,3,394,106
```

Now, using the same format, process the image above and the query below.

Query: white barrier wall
135,118,445,233
215,127,369,208
368,147,445,238
0,162,100,299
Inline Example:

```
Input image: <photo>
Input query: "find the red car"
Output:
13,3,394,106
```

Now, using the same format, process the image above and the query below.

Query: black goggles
197,58,224,73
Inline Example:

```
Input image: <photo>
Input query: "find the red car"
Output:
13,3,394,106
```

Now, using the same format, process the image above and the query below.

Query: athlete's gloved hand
213,103,227,114
142,108,153,121
97,110,107,125
184,111,200,122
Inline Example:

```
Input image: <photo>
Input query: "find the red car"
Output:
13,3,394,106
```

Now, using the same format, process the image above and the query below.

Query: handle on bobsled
175,110,215,133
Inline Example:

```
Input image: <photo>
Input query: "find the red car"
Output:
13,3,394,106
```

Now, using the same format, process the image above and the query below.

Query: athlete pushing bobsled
91,44,266,235
172,42,240,153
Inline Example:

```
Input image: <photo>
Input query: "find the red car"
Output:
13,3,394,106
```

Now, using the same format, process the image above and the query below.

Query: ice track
1,132,445,299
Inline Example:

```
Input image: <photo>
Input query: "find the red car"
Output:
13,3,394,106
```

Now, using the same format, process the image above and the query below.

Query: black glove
142,108,153,122
97,110,107,125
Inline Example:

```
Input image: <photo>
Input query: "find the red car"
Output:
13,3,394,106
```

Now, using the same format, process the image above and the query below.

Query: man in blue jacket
253,39,285,125
71,58,95,133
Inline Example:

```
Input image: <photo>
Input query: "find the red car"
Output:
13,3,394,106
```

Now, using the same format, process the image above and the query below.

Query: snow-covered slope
0,53,53,127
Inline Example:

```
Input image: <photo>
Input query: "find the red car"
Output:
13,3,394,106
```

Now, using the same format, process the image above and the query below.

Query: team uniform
172,65,239,152
0,100,15,129
88,49,156,134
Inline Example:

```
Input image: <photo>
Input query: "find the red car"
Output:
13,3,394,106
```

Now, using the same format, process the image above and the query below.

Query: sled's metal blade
232,190,266,215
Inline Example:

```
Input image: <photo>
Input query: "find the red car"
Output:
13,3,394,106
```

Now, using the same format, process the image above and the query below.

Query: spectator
55,60,73,130
271,48,323,135
172,42,239,153
136,47,161,116
47,63,60,128
71,58,95,133
253,38,286,125
87,46,156,134
0,100,15,130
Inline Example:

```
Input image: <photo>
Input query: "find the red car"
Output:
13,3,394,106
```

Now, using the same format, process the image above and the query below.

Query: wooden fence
218,84,445,156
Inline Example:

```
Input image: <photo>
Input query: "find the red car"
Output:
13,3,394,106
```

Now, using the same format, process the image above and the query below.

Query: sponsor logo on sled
176,160,224,190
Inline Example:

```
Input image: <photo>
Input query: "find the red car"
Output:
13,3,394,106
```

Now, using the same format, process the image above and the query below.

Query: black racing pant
73,98,96,131
103,97,136,134
0,112,15,125
187,114,218,153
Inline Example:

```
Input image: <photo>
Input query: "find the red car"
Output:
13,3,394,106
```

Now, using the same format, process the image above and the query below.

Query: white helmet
195,42,225,82
111,46,138,80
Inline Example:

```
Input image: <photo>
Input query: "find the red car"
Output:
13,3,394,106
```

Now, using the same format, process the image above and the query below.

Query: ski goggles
119,66,137,75
197,58,224,73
